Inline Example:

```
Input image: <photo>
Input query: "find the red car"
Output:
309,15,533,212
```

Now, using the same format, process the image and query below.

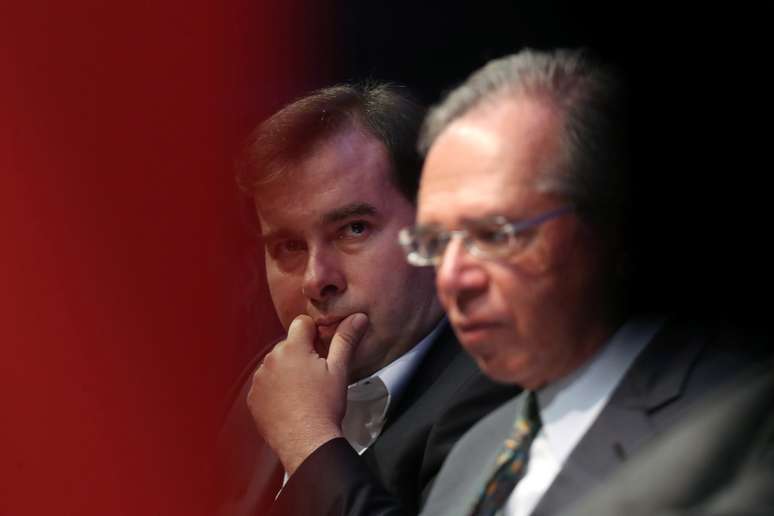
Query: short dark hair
238,82,426,202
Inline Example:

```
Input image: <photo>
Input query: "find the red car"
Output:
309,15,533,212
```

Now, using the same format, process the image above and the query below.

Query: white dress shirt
281,318,447,488
342,318,445,453
504,315,666,516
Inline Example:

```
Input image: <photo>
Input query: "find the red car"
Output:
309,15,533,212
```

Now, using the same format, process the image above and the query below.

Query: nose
435,236,488,300
301,245,346,303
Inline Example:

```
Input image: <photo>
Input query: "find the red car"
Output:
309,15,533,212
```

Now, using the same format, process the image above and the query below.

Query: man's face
417,96,615,388
255,126,442,382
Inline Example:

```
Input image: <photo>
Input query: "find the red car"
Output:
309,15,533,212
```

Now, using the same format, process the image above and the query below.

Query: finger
285,314,317,351
327,313,368,377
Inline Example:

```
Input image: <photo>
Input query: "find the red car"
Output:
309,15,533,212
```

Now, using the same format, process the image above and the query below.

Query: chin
472,352,529,386
481,365,522,385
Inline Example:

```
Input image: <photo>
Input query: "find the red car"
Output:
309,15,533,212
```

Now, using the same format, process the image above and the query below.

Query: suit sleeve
270,437,410,516
270,369,519,516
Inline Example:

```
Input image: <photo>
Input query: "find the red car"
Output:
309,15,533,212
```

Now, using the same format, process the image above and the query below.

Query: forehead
254,127,410,231
418,96,563,225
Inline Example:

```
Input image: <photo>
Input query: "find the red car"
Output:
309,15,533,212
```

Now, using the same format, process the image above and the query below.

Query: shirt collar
347,317,446,403
341,318,447,453
536,314,666,465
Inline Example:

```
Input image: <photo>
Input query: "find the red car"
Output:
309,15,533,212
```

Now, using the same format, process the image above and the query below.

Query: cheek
507,222,579,276
360,235,429,296
406,264,436,294
533,220,592,272
489,265,558,350
365,263,434,330
487,267,524,313
265,270,304,327
368,267,419,313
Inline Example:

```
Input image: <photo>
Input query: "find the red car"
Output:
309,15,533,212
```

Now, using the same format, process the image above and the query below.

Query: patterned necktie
469,391,542,516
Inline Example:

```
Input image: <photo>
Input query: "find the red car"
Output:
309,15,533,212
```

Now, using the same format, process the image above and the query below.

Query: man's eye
270,240,307,257
474,227,509,245
339,221,370,239
419,232,449,257
284,240,306,251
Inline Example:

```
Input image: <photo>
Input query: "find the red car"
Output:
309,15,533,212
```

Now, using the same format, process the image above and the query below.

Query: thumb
327,313,368,377
285,314,317,351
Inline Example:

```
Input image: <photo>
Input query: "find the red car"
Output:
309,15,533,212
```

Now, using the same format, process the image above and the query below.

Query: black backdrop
307,0,772,326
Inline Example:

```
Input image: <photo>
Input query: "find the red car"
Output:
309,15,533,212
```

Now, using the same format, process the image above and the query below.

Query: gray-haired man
403,48,770,516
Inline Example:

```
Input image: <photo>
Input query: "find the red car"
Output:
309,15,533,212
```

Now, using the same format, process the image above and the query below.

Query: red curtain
0,1,327,514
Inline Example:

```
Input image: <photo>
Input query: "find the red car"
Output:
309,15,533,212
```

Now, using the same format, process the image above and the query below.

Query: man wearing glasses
397,48,770,516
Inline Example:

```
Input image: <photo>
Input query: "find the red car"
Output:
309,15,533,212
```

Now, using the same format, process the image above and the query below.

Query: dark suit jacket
216,322,520,516
215,347,283,516
562,363,774,516
418,318,772,516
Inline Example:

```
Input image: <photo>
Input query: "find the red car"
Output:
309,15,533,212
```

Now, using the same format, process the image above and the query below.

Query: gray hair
420,48,630,233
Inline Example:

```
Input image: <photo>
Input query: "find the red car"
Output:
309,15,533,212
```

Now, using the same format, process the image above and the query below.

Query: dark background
2,2,767,515
260,0,771,325
333,1,772,327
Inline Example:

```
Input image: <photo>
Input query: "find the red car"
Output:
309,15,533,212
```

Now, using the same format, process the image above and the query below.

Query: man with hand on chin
216,82,518,516
249,312,368,477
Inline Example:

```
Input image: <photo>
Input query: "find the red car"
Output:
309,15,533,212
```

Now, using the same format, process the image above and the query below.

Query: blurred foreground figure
563,363,773,516
216,82,518,516
400,48,771,516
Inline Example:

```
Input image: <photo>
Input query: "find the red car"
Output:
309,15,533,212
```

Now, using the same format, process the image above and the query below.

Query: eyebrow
322,203,378,224
260,202,379,242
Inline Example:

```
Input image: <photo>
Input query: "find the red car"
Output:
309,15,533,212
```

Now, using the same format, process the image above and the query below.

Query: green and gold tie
469,391,542,516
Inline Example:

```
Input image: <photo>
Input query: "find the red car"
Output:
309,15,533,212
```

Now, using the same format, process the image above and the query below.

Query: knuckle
262,346,282,366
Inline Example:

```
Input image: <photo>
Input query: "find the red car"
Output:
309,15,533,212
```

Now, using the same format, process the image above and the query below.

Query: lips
452,319,503,346
315,316,344,327
312,316,346,357
314,316,347,341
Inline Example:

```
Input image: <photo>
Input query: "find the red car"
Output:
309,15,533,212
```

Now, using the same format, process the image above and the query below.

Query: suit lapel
360,322,459,479
460,394,529,514
534,319,709,516
381,321,459,427
420,395,525,516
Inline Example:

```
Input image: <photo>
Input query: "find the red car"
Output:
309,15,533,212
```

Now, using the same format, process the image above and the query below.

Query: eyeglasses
398,207,573,267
